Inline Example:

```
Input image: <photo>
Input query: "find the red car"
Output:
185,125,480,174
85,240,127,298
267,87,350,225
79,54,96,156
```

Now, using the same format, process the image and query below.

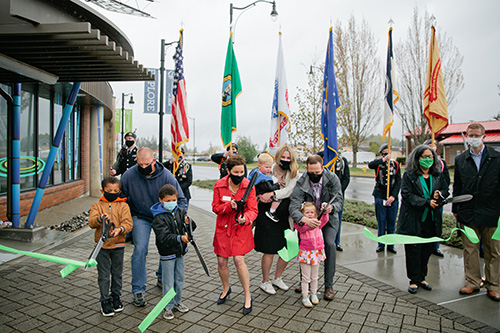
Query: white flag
267,32,291,158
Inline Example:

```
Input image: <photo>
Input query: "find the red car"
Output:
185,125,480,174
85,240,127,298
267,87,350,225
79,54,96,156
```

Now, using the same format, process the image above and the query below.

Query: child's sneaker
310,293,319,305
265,211,279,223
302,296,313,308
163,308,174,320
173,302,189,313
101,300,115,316
112,295,123,312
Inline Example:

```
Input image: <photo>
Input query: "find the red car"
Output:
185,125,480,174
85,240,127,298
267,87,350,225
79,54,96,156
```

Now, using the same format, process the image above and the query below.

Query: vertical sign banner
114,108,121,133
165,69,174,115
144,68,159,114
124,109,133,133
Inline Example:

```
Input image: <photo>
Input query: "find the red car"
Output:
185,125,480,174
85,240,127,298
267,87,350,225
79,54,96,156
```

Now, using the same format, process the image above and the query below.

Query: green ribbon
0,244,97,278
278,229,299,262
138,288,176,332
363,226,481,245
364,216,500,245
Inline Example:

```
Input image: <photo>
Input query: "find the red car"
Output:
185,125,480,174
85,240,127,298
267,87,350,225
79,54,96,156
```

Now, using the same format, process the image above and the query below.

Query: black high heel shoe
217,287,231,305
242,298,253,315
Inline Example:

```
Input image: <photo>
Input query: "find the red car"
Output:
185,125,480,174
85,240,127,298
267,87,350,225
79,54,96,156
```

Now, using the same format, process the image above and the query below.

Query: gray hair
406,144,441,176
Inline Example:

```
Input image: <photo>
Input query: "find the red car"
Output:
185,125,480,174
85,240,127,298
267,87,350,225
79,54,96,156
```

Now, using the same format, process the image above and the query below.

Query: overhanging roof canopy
0,21,154,84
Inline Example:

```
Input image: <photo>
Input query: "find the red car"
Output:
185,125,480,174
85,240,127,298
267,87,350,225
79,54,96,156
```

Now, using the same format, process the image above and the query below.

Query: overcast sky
88,0,500,153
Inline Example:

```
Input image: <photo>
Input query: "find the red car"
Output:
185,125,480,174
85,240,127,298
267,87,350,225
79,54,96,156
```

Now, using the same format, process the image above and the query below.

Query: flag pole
386,128,391,199
431,117,435,148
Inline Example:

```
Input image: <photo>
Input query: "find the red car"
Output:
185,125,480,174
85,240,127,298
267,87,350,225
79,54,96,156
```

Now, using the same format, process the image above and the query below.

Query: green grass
192,178,462,249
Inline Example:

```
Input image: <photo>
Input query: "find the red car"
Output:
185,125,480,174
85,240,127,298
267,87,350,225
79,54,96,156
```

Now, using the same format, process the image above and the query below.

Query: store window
0,83,81,196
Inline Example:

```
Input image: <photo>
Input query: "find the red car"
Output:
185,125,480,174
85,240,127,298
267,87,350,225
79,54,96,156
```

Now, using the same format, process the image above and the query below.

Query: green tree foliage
235,135,258,163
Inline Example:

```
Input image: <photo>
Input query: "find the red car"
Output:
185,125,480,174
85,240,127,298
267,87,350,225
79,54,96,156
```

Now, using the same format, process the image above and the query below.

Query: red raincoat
212,175,258,257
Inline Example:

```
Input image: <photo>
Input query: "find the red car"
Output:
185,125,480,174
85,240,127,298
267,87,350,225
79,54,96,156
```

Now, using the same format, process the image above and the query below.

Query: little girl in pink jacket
294,202,329,307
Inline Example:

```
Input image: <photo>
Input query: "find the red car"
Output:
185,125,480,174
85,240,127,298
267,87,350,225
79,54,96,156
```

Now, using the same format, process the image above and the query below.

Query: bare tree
291,63,324,155
396,7,464,146
334,15,382,167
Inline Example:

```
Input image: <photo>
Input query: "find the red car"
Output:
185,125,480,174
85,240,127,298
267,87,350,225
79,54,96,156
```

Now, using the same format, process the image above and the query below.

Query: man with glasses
120,148,187,307
453,123,500,302
368,144,402,254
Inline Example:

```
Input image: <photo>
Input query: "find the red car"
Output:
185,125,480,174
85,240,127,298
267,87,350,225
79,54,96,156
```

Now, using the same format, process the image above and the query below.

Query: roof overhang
0,0,154,84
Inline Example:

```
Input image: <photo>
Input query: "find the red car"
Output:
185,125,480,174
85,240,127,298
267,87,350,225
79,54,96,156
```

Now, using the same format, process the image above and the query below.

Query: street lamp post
229,0,278,26
158,39,177,163
121,92,134,147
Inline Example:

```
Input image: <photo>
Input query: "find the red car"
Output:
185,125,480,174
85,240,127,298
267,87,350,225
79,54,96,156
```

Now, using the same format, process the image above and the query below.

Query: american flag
170,29,189,173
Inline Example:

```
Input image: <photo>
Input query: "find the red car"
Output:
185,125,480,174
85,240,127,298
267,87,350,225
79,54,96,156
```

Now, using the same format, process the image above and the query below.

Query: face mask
138,163,153,176
419,158,434,169
103,191,120,202
308,172,323,183
125,140,134,148
163,201,177,211
467,136,483,148
279,160,291,170
229,173,244,185
381,153,388,157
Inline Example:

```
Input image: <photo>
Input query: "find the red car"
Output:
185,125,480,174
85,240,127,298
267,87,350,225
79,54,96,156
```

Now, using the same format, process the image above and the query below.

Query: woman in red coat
212,155,258,315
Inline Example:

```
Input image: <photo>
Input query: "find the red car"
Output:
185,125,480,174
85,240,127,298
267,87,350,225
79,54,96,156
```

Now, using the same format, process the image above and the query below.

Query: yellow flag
423,26,448,135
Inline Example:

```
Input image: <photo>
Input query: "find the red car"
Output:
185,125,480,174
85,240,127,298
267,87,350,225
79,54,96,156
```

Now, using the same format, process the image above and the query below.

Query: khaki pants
461,225,500,292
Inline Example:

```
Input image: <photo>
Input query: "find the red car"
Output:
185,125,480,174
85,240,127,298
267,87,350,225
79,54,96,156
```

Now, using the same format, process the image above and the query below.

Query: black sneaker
265,211,279,223
112,295,123,312
101,300,115,316
133,292,147,307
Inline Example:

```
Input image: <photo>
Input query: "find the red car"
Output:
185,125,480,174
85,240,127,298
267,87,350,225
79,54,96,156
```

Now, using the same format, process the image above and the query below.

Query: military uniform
164,158,193,201
112,146,138,176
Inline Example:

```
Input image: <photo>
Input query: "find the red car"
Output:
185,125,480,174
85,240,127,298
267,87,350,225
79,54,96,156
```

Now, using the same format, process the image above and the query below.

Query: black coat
452,146,500,228
112,146,138,176
335,157,350,193
397,170,449,237
368,158,402,199
210,152,247,179
164,159,193,200
152,207,197,258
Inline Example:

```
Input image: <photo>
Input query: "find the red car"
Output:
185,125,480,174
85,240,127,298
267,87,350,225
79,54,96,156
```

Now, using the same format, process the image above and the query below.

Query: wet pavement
0,184,499,332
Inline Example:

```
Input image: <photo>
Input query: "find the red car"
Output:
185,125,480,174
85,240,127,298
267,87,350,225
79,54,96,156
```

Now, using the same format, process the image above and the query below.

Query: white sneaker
272,277,289,291
173,302,189,313
260,281,276,295
163,308,174,320
310,293,319,305
302,296,313,308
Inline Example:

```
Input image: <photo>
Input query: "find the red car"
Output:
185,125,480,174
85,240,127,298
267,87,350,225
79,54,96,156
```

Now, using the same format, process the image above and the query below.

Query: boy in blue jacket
151,184,196,320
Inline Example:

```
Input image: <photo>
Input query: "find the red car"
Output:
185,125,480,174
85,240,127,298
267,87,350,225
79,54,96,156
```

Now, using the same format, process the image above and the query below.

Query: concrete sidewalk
0,189,498,332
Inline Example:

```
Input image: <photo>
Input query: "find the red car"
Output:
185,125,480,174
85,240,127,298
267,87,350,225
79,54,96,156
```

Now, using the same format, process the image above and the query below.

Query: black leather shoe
419,282,432,291
408,285,419,294
387,248,397,254
294,284,302,293
432,249,444,257
217,287,231,305
376,247,384,253
242,298,253,315
336,244,344,252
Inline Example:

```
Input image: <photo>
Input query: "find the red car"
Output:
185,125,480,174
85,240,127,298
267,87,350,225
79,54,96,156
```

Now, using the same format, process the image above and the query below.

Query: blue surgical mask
163,201,177,211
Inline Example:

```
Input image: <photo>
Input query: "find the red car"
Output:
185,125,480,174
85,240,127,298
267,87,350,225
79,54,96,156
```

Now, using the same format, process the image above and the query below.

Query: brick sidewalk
0,205,496,332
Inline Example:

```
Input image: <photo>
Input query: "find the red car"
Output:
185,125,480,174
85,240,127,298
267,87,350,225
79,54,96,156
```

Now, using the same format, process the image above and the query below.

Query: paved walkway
0,191,499,332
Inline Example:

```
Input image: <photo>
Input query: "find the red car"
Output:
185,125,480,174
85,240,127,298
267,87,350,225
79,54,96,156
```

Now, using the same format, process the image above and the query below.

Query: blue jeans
374,197,398,250
161,256,184,309
131,216,162,294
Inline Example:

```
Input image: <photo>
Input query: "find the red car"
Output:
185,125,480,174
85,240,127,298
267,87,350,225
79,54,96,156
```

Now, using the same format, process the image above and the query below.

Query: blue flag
321,27,341,171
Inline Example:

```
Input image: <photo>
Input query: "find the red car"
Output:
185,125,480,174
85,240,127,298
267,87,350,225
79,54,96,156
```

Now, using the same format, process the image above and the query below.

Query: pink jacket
294,214,329,251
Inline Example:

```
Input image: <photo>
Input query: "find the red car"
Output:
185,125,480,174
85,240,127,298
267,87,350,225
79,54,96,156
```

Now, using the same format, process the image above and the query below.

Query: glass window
52,91,64,185
0,84,9,194
20,85,36,191
38,85,52,185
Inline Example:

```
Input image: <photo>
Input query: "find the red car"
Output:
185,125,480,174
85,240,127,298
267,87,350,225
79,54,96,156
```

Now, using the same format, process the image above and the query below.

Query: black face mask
279,160,291,170
125,140,134,148
103,191,120,202
308,172,323,183
138,163,153,176
229,173,244,185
